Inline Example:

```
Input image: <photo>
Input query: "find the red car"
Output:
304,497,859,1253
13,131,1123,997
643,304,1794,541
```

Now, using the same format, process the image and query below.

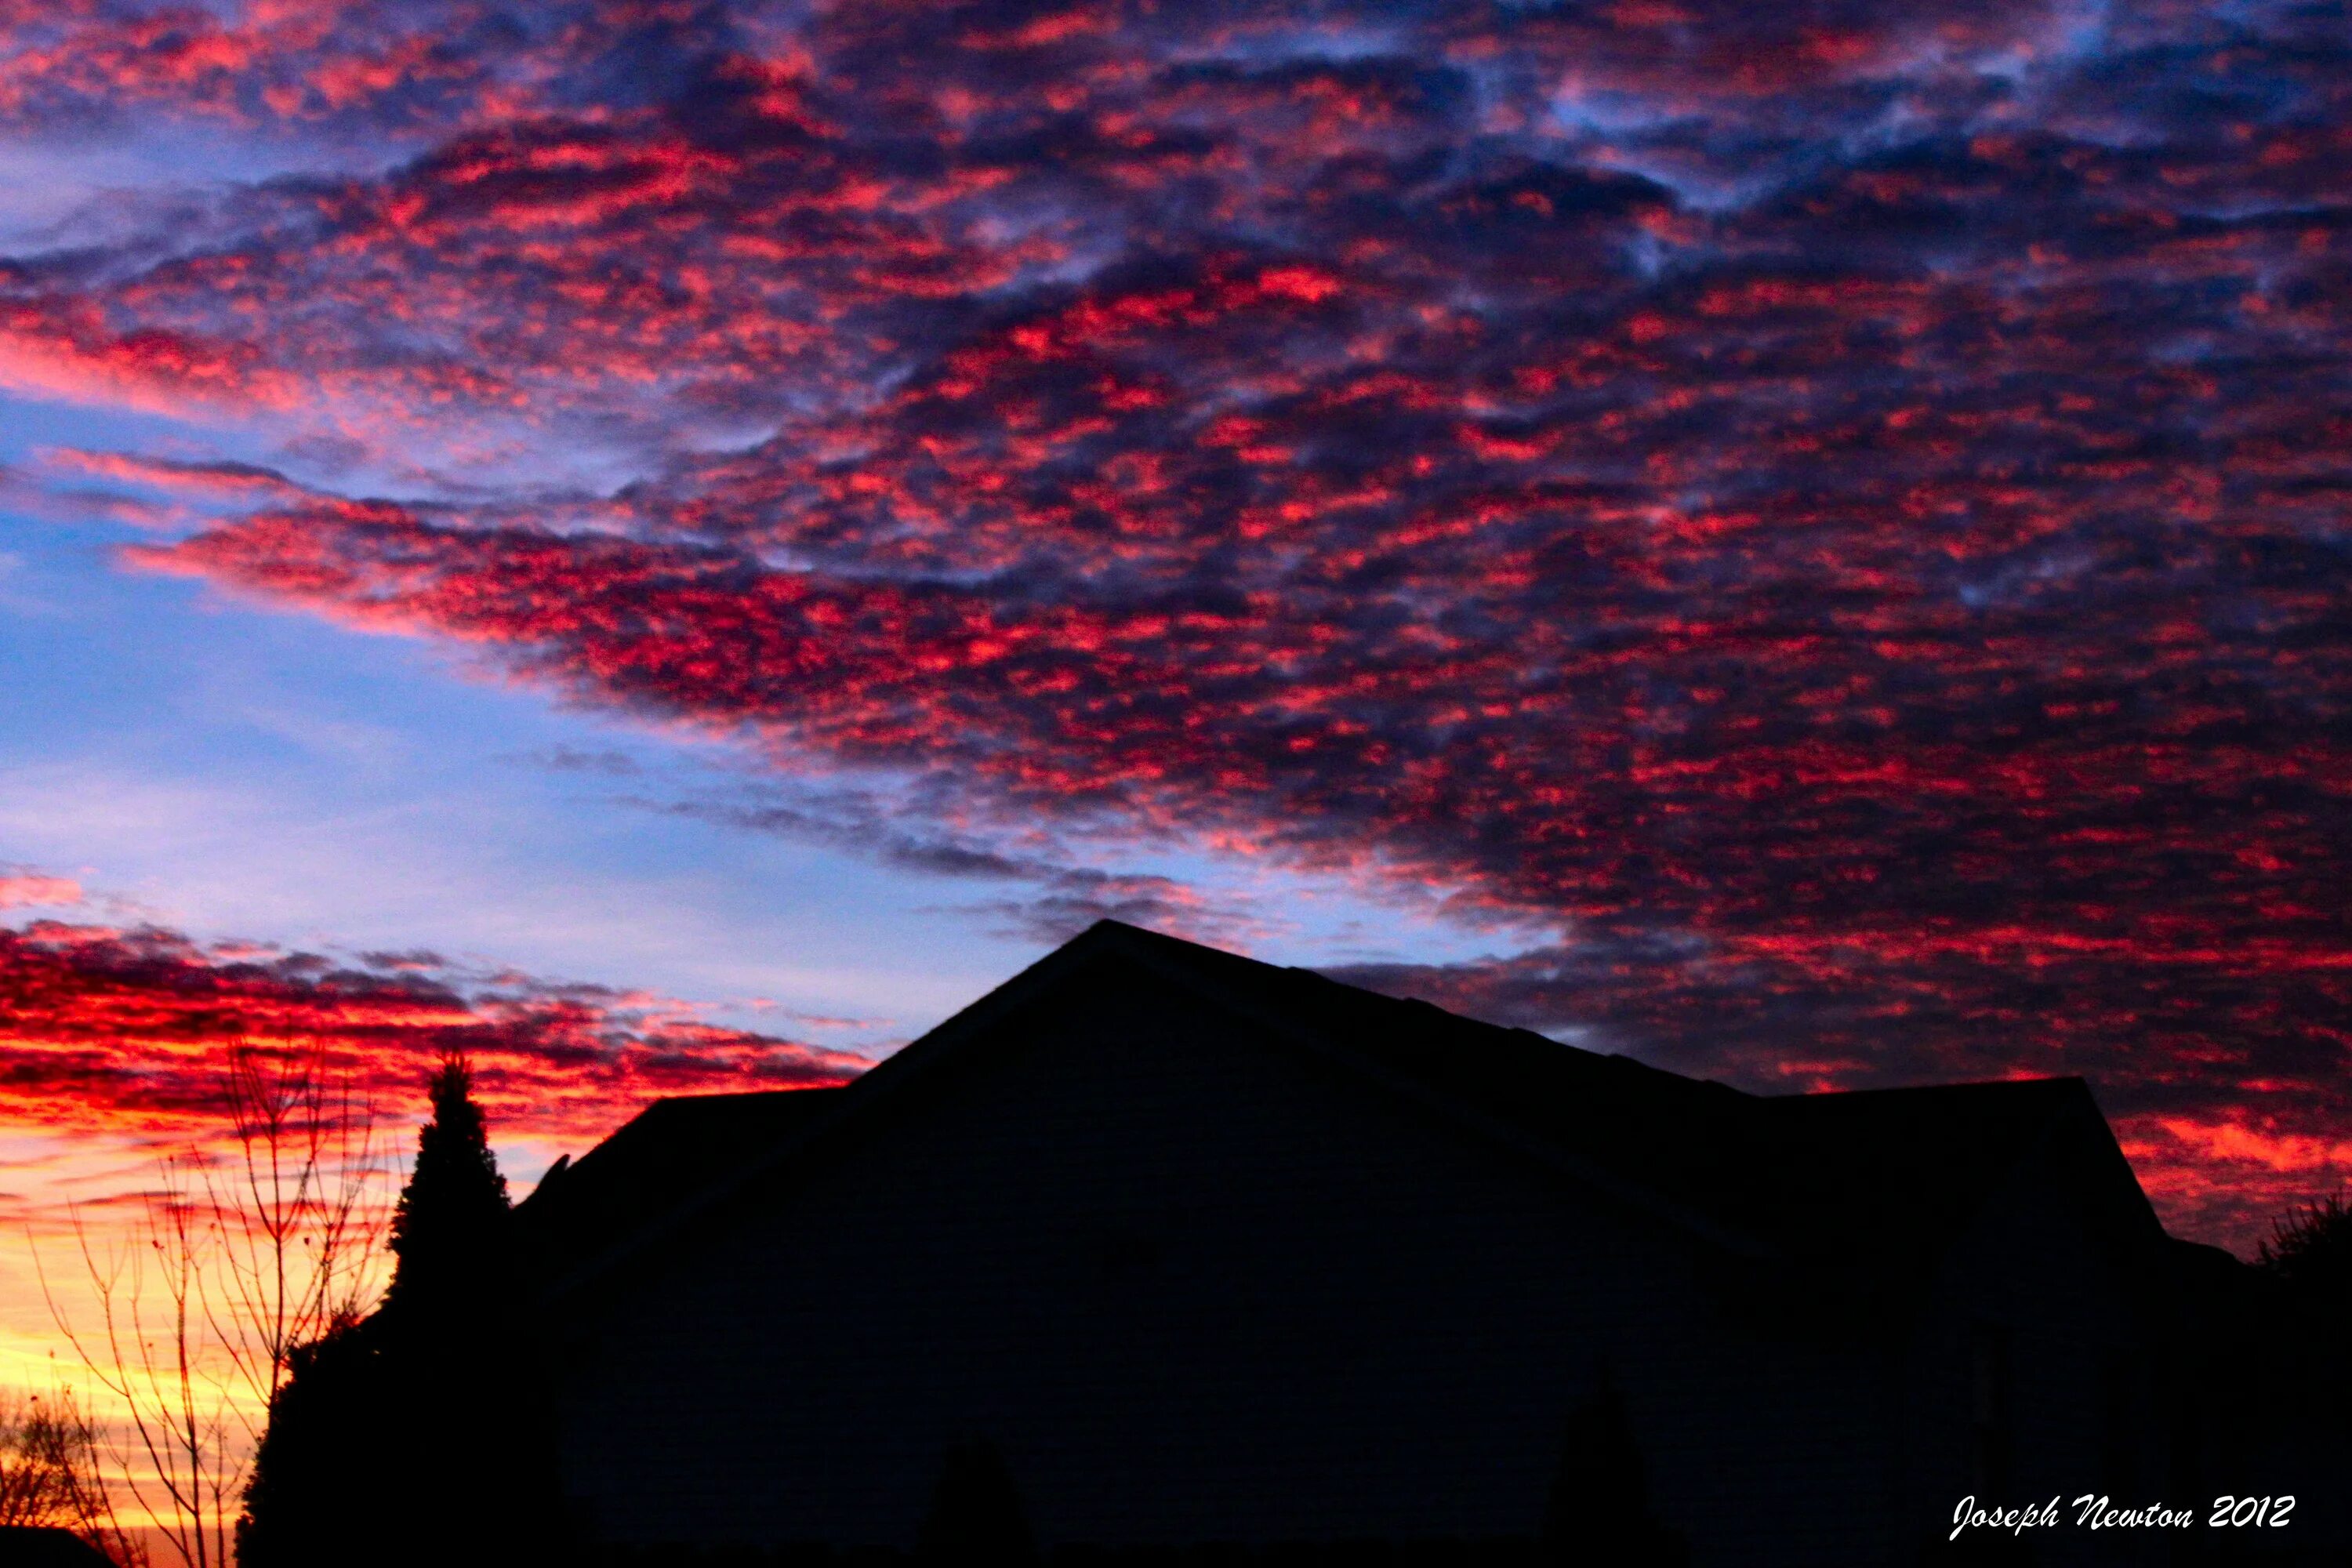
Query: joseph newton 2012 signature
1951,1494,2296,1541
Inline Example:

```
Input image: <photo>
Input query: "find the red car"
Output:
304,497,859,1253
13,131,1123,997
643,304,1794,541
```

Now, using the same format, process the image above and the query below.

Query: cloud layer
5,0,2348,1245
0,916,862,1145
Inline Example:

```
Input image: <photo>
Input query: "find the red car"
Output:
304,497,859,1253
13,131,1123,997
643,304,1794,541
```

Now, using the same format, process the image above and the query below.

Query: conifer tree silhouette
379,1053,514,1336
240,1053,532,1568
381,1053,534,1566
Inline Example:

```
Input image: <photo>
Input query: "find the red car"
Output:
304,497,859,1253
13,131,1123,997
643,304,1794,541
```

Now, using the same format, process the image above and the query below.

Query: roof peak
1076,916,2092,1109
524,918,2165,1304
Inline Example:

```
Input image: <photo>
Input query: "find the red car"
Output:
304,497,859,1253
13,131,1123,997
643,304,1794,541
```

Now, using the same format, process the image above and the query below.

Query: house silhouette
515,920,2274,1566
0,1530,119,1568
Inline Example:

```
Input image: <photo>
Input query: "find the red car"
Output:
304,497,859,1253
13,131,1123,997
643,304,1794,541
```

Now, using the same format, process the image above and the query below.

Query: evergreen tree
379,1052,514,1336
240,1052,539,1568
381,1053,537,1565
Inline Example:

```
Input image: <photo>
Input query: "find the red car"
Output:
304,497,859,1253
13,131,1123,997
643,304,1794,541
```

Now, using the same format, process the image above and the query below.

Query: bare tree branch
32,1040,394,1568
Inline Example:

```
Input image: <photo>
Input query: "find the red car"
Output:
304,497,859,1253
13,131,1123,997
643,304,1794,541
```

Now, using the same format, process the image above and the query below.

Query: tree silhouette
234,1318,390,1568
379,1053,514,1337
1542,1375,1686,1568
2252,1187,2352,1465
379,1053,532,1565
1,1388,144,1565
40,1043,391,1568
239,1052,534,1568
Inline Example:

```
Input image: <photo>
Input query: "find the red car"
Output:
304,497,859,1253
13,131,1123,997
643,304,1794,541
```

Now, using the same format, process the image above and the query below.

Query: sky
0,0,2347,1396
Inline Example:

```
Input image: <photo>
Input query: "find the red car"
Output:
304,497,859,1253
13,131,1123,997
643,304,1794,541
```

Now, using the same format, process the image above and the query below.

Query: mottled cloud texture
0,917,860,1145
5,0,2348,1243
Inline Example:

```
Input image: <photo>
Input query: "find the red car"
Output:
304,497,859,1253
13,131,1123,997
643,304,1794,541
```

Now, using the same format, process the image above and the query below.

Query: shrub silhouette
915,1439,1037,1566
2257,1190,2352,1305
1541,1377,1686,1568
235,1316,390,1568
2252,1188,2352,1455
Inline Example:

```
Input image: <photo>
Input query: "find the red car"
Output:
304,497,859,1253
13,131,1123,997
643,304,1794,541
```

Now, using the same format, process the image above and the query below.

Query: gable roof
519,1084,844,1286
517,919,2166,1312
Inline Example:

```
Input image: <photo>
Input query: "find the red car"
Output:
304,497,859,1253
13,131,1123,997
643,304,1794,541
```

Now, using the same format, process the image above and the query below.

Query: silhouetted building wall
520,922,2235,1566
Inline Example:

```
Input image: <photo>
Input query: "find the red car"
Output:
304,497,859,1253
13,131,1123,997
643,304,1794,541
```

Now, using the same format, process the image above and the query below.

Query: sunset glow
2,0,2347,1436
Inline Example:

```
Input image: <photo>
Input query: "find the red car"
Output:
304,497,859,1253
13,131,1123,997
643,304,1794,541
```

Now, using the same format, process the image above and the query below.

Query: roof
519,1085,844,1285
517,919,2165,1313
0,1529,122,1567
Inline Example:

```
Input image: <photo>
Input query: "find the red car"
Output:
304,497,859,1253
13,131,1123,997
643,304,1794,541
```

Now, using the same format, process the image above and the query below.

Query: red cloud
0,870,82,908
38,448,313,505
0,919,865,1145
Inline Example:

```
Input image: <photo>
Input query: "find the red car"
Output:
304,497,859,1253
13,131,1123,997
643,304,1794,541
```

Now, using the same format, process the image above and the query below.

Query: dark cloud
514,745,644,775
647,786,1244,944
7,0,2350,1247
939,869,1219,946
